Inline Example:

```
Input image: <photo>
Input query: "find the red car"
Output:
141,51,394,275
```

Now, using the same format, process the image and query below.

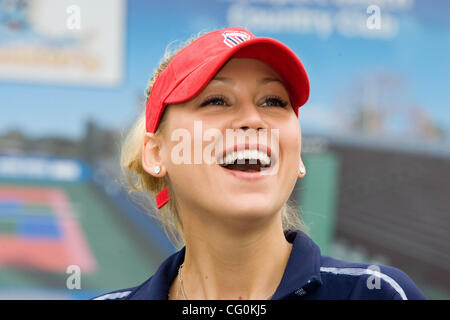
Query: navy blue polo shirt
93,229,426,300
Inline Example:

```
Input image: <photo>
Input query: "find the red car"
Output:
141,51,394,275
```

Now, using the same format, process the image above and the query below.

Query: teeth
259,152,270,166
218,149,271,166
248,149,258,164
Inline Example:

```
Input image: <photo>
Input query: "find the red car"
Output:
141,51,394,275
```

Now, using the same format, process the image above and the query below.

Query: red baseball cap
146,27,310,133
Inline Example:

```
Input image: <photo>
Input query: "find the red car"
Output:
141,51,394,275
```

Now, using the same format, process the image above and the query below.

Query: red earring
156,187,170,209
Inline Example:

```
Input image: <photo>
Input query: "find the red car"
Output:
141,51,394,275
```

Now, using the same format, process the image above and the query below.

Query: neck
178,211,292,300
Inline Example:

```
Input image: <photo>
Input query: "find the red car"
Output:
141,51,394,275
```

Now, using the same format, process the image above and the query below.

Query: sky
0,0,449,140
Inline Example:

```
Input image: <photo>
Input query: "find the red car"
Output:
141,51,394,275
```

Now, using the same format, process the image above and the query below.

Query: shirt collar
134,229,322,300
272,229,323,299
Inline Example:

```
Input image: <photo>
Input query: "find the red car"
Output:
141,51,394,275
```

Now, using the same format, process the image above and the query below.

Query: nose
230,102,268,132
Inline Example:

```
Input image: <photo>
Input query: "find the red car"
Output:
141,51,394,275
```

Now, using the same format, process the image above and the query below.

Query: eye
261,96,288,108
200,95,229,107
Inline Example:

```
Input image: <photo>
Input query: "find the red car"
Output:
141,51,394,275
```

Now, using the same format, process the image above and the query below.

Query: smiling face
144,58,303,228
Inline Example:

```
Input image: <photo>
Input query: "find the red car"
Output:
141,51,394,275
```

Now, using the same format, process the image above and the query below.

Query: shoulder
90,277,153,300
318,256,426,300
91,288,135,300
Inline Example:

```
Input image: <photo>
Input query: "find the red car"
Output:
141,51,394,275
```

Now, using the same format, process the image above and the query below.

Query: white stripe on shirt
94,291,132,300
320,267,407,300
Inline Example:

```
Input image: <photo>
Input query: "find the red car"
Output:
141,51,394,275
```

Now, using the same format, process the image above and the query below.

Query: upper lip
216,143,276,165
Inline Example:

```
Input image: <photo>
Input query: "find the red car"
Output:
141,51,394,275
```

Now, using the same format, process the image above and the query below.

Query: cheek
159,113,196,164
159,124,212,187
280,118,301,165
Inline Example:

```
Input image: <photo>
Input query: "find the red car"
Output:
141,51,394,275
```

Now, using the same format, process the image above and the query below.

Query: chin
221,196,281,217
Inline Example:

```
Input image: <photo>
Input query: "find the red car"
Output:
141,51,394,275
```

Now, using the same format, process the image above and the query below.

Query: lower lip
218,164,275,181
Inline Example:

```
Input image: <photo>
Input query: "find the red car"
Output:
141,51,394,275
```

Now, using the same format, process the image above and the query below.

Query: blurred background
0,0,449,299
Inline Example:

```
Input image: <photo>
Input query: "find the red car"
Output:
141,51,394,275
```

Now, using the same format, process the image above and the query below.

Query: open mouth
216,148,274,173
219,159,271,172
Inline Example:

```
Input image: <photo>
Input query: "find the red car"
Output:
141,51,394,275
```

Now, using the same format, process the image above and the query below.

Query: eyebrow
211,76,283,85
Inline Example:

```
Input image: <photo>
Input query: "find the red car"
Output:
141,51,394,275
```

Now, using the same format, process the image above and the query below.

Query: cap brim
164,37,310,115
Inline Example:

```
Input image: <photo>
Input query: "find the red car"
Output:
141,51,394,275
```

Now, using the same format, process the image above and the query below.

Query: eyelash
200,95,288,108
200,95,229,107
262,95,288,108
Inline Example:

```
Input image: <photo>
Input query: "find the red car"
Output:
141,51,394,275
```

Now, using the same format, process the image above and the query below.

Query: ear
142,132,167,177
297,124,305,179
298,158,306,179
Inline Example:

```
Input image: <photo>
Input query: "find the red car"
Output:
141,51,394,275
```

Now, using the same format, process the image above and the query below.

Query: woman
93,27,425,300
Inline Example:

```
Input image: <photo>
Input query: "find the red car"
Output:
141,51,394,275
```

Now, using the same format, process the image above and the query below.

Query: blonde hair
120,33,307,249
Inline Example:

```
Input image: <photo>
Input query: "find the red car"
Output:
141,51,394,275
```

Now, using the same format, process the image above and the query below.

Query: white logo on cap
222,31,251,48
